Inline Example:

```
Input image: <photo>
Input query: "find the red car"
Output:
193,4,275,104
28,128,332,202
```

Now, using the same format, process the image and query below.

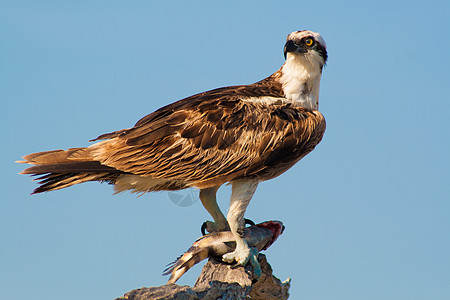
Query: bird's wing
90,88,325,186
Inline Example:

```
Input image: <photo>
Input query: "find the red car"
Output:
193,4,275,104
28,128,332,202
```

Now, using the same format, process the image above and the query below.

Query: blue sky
1,1,449,299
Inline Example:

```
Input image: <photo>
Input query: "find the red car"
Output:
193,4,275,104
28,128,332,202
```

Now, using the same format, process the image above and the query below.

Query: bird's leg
222,180,261,277
199,186,229,233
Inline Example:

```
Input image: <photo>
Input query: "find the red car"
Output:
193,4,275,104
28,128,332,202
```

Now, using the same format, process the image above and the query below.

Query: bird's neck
277,55,323,110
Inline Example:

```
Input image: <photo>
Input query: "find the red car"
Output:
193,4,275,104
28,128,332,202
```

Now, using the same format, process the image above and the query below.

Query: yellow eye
305,37,314,47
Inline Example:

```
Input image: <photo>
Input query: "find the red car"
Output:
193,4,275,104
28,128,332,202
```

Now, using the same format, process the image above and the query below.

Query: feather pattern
18,82,325,193
88,92,325,190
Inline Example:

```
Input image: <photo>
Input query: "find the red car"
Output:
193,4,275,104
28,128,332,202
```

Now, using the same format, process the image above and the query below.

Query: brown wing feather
90,92,325,188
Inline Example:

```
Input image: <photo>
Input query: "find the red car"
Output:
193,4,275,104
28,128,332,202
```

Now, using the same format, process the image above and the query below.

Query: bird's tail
17,148,122,194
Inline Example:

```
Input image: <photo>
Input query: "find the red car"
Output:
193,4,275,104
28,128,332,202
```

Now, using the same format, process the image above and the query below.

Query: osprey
18,30,327,272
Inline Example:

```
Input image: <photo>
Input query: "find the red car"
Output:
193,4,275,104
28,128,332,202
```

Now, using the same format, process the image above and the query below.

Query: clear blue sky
1,1,449,299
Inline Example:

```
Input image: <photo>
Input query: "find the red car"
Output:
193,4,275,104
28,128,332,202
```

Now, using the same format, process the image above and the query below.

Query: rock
194,257,253,287
246,255,290,300
116,282,250,300
116,254,290,300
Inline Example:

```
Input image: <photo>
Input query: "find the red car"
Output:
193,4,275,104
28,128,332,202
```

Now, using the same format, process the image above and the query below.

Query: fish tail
164,245,210,284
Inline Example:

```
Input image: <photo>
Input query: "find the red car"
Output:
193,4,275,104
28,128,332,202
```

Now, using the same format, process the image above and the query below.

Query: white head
284,30,327,68
280,30,328,109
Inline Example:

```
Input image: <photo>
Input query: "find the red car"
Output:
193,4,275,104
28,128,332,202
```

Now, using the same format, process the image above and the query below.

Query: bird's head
283,30,327,68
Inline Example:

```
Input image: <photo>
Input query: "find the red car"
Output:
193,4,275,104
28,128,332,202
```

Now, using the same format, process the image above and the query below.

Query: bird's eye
305,37,314,47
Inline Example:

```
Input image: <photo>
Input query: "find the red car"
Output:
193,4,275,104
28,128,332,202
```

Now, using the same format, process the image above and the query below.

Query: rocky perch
116,254,290,300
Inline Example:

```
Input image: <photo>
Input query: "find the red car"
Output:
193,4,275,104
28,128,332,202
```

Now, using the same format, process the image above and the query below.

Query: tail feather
18,148,124,194
20,161,119,175
31,172,120,194
17,148,89,165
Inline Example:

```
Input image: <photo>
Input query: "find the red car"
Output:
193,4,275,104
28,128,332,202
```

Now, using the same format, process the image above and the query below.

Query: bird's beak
284,40,307,59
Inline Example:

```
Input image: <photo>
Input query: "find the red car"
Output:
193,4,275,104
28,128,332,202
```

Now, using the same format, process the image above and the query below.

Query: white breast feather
280,54,322,110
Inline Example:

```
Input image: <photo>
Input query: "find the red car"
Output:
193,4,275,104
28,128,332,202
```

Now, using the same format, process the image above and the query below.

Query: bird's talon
201,220,229,235
222,246,251,265
223,247,261,279
201,222,208,236
244,218,255,227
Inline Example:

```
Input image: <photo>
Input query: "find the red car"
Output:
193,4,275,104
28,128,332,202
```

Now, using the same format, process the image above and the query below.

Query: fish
163,220,285,284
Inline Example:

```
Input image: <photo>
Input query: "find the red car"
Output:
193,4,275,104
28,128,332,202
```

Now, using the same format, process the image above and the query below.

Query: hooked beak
284,40,307,59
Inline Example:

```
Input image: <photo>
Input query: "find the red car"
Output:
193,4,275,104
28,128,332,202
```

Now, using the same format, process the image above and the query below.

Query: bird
18,30,328,272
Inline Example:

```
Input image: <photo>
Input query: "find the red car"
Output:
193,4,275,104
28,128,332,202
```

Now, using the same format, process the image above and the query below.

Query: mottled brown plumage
18,75,325,193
